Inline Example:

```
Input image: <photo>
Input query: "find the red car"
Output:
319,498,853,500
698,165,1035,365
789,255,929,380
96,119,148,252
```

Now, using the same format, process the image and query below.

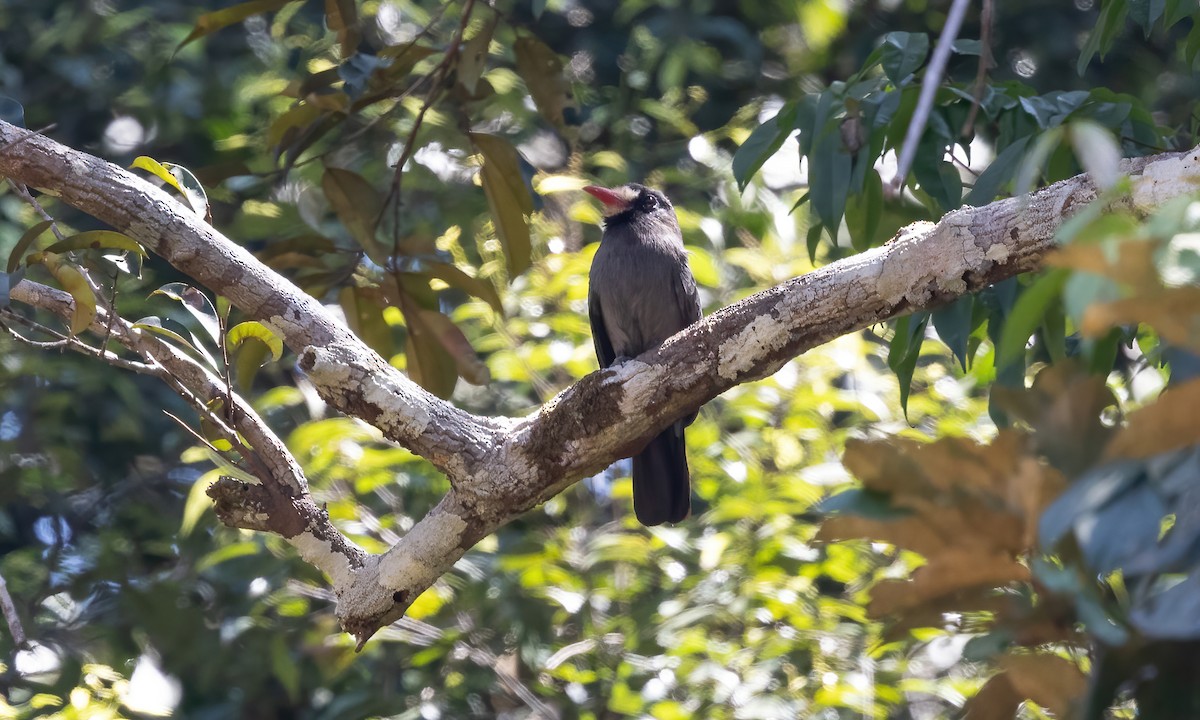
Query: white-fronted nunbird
584,183,703,526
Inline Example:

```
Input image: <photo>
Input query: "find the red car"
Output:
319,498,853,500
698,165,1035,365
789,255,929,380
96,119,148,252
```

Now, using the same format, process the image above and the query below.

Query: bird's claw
612,355,634,366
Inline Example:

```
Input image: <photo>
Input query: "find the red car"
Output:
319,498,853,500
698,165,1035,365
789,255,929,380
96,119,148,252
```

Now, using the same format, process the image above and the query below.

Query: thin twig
0,571,26,648
0,123,56,156
887,0,974,196
382,0,478,251
163,409,228,457
0,310,153,372
6,180,66,241
961,0,995,137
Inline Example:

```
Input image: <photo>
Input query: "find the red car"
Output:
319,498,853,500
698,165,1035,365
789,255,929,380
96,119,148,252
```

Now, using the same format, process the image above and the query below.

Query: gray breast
590,233,690,357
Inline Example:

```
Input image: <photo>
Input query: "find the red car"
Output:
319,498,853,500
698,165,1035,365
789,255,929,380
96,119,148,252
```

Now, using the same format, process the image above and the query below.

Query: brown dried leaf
962,673,1022,720
992,362,1117,475
1082,286,1200,351
867,550,1029,618
1104,377,1200,461
1000,653,1087,718
816,514,947,557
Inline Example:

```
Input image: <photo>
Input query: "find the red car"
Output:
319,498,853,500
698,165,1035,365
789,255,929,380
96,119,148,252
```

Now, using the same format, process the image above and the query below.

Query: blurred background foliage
0,0,1199,717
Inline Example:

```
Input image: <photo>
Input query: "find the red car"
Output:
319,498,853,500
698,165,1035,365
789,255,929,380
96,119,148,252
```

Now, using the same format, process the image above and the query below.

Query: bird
584,183,703,526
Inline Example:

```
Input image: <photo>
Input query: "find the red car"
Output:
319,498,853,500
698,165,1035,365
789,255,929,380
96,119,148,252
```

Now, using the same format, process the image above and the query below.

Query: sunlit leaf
227,321,284,362
130,155,186,195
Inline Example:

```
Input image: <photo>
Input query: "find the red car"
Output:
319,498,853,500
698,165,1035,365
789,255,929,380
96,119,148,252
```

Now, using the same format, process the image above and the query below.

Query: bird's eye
641,195,659,211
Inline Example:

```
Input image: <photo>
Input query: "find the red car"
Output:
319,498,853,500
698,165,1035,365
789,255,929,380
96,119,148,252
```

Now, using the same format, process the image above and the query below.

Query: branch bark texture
2,120,1197,644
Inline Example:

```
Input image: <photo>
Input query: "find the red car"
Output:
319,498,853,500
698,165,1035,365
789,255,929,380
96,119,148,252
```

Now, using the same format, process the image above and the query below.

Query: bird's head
583,183,676,230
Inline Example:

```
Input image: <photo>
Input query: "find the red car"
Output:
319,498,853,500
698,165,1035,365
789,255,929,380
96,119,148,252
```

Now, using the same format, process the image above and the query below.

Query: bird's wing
589,288,617,368
672,256,703,328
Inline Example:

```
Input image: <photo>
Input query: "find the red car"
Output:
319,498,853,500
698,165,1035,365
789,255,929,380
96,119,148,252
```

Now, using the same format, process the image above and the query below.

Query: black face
605,183,674,228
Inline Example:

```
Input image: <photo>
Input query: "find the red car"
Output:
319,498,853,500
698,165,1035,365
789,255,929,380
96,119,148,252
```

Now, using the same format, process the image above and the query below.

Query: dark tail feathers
631,422,690,526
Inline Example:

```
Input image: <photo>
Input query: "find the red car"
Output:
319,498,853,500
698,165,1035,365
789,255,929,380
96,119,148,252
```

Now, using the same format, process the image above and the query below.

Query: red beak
584,185,629,209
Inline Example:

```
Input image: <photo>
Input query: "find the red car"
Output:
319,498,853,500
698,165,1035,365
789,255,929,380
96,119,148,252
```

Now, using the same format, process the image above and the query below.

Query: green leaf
912,152,962,213
880,32,930,85
805,223,822,263
471,133,534,279
732,101,797,191
514,34,572,128
45,231,148,259
1129,0,1166,35
808,129,852,241
997,270,1068,367
932,295,974,370
888,311,929,417
322,167,388,264
151,282,221,346
963,136,1032,206
227,321,284,362
846,168,883,251
1014,127,1065,197
177,0,299,52
7,220,54,273
1077,0,1130,74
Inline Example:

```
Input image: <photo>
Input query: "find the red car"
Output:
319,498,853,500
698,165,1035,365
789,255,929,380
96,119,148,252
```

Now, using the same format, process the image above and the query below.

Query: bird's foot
612,354,634,366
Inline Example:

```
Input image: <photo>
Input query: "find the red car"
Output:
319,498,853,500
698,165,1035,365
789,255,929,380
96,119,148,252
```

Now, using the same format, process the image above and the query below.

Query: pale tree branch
1,119,1197,645
6,276,368,589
